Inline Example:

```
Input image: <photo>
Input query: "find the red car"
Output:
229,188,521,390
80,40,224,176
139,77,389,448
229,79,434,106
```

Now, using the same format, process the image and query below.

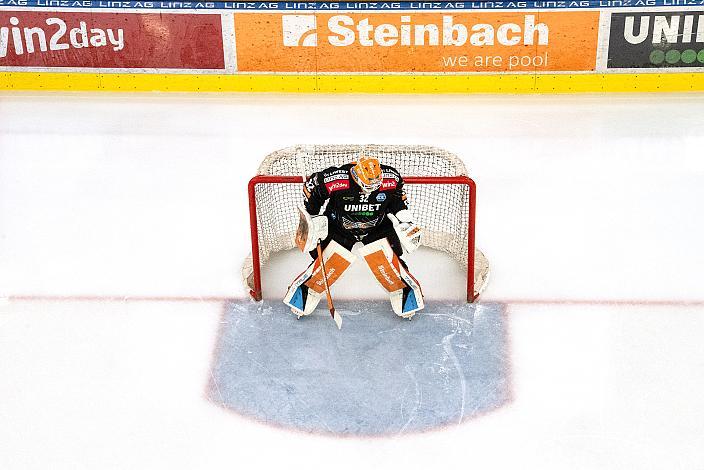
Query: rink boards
2,4,704,92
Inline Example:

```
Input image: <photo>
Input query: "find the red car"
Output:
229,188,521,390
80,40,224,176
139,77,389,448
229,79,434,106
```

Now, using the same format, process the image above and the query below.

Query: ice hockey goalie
284,153,424,319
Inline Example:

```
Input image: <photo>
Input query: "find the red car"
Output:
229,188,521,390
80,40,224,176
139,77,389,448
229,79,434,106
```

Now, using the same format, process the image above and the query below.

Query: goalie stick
317,242,342,330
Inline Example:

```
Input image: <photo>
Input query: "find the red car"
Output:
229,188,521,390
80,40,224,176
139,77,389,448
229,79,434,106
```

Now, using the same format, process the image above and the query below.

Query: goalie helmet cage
244,144,489,303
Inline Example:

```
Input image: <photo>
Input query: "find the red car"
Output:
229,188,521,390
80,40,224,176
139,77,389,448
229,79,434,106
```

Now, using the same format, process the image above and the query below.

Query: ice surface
209,300,509,435
2,93,704,469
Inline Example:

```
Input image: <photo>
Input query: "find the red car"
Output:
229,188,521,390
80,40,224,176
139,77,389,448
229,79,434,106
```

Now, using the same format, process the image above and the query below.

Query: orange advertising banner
234,12,599,73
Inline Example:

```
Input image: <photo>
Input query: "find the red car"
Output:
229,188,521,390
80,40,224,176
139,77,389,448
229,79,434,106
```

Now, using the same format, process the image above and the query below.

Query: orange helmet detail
351,154,382,193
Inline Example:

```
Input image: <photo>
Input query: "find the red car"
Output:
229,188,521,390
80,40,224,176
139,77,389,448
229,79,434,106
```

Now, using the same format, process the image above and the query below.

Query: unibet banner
608,11,704,69
234,12,599,73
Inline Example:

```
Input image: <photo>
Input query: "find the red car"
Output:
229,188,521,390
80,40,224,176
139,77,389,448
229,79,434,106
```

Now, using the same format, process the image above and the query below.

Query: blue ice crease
209,299,510,435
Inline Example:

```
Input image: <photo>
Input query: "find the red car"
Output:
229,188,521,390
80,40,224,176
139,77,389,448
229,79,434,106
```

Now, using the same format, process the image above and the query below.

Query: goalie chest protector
304,164,408,239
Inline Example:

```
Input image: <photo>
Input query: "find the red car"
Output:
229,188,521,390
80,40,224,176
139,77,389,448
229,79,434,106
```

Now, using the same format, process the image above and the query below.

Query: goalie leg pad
304,240,355,294
283,240,356,316
358,238,424,318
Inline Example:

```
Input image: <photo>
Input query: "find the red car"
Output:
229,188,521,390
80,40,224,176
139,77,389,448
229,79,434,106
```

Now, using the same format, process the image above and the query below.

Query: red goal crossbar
247,175,477,303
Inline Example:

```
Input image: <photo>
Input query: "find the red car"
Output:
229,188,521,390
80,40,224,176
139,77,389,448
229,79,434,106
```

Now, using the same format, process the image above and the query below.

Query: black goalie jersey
303,163,408,241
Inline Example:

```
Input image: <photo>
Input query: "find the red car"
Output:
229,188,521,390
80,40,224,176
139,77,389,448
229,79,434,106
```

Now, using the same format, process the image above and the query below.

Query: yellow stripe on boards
2,72,704,94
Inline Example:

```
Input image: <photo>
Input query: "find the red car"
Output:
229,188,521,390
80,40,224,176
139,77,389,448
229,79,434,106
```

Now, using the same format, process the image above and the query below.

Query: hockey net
244,144,489,302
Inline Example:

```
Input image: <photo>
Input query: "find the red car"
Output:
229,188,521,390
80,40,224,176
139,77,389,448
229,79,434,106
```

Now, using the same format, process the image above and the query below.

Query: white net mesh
244,144,489,300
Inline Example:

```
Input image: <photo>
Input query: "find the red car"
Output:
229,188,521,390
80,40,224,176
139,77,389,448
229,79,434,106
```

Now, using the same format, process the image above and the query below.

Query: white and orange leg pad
357,239,424,318
283,240,356,317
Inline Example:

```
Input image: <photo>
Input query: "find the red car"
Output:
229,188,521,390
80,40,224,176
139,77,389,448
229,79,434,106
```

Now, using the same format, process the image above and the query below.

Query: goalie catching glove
388,209,422,254
295,205,329,253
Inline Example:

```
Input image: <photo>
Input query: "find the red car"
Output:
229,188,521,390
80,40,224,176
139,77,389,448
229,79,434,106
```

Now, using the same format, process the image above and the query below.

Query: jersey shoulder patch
321,166,351,193
380,164,402,190
303,175,316,199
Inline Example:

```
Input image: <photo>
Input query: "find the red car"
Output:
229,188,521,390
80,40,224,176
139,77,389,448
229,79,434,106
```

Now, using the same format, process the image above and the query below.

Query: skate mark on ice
398,364,422,434
442,331,466,424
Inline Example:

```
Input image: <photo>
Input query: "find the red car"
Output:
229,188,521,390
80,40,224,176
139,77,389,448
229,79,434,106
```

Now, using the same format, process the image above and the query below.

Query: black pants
309,218,407,269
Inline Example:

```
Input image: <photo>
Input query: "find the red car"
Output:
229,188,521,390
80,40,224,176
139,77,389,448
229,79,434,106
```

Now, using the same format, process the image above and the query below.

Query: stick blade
332,309,342,330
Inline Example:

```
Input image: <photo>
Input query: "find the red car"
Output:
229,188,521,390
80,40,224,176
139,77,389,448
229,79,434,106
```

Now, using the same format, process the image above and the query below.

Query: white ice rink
1,93,704,469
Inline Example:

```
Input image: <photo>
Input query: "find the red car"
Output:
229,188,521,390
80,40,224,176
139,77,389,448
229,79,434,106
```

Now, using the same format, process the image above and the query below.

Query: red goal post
242,145,489,303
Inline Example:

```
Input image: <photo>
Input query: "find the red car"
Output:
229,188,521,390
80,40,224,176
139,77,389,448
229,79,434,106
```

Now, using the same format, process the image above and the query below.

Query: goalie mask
350,154,382,193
